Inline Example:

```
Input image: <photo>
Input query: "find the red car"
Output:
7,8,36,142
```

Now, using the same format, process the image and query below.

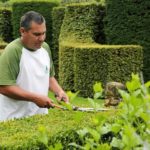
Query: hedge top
61,42,142,49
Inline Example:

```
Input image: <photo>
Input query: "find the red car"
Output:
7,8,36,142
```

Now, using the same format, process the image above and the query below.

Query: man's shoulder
5,38,23,51
2,38,23,58
42,42,50,51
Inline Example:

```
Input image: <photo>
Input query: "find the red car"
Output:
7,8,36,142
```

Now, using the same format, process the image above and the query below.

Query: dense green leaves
51,7,65,79
68,74,150,149
59,3,143,97
74,45,143,97
105,0,150,81
0,8,13,42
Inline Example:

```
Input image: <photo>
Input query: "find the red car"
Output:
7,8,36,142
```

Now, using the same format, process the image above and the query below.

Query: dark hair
20,11,45,30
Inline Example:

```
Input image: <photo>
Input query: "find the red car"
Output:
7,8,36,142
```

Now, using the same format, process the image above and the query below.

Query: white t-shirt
0,38,55,121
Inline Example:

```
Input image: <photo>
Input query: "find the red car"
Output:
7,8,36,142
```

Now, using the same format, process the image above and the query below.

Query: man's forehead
30,21,45,26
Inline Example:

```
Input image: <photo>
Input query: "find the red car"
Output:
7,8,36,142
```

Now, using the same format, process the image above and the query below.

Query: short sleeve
0,40,22,85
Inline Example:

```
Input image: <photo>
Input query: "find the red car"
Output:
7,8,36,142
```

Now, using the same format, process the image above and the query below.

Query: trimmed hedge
0,8,13,42
12,0,59,46
59,3,143,97
59,43,75,91
59,3,105,91
51,7,65,79
104,0,150,81
74,44,143,97
59,43,143,97
60,0,104,5
59,3,105,44
0,96,107,149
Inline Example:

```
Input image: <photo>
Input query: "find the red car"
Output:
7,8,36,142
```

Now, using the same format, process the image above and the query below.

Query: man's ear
20,27,26,36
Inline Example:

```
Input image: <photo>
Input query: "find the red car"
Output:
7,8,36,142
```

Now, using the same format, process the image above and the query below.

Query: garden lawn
0,93,114,149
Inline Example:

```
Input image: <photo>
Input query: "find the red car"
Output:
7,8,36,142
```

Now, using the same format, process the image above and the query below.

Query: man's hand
49,77,69,103
55,91,69,103
33,95,55,108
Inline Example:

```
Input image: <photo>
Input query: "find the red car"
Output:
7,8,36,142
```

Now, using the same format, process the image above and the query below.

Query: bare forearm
0,85,39,102
49,77,63,94
0,85,54,108
49,77,69,102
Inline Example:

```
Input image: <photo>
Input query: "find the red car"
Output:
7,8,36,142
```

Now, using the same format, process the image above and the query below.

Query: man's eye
33,33,45,36
33,33,41,36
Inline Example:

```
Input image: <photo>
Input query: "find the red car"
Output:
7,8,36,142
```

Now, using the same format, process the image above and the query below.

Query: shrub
59,3,105,92
59,3,105,44
104,0,150,81
0,8,13,42
0,101,105,149
67,74,150,149
74,44,143,97
51,7,65,79
59,3,143,97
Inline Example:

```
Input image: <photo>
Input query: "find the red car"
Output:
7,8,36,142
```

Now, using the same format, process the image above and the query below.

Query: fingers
35,95,55,109
55,93,69,103
44,100,55,109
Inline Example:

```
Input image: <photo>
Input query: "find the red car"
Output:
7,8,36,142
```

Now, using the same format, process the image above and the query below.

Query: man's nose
38,35,45,41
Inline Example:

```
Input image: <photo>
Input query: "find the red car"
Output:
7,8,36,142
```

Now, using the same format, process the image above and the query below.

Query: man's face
20,21,46,50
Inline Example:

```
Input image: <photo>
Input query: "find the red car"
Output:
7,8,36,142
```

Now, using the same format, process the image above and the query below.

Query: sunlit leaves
126,73,141,93
93,82,104,99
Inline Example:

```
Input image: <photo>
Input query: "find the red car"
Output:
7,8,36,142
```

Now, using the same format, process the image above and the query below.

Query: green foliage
59,43,75,91
51,7,65,79
93,82,104,99
0,8,13,42
104,0,150,81
59,3,105,44
61,0,93,5
68,73,150,149
12,0,59,46
126,73,141,93
73,44,143,97
61,0,106,5
59,3,143,97
59,3,105,93
0,0,9,2
0,95,105,149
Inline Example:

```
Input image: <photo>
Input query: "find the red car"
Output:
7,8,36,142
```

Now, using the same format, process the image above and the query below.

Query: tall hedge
104,0,150,81
12,0,59,46
59,3,105,44
0,8,13,42
59,43,75,91
51,7,65,79
59,3,105,91
74,44,143,97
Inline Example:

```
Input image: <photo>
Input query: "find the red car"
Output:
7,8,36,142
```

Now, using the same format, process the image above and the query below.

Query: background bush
0,8,13,42
59,3,105,44
59,3,105,92
74,44,143,97
59,3,143,97
104,0,150,81
51,7,65,79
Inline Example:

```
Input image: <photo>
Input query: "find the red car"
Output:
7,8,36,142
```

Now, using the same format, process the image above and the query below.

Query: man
0,11,69,121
